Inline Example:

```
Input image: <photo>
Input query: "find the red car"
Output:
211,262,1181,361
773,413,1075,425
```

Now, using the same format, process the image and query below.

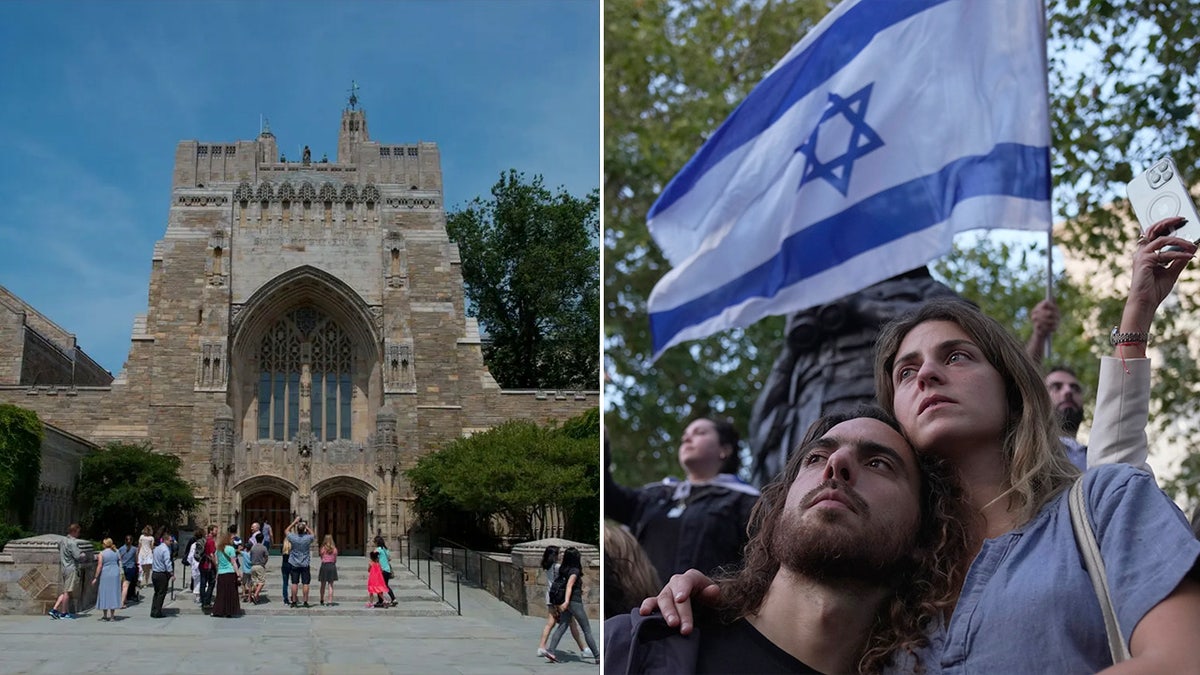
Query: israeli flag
647,0,1051,359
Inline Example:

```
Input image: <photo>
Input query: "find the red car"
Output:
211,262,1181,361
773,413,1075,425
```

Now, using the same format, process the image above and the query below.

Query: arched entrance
318,493,366,555
243,493,291,551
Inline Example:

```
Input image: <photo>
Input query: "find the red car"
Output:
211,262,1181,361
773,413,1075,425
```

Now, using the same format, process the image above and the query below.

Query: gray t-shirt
250,541,268,566
59,536,82,571
906,465,1200,674
286,531,314,567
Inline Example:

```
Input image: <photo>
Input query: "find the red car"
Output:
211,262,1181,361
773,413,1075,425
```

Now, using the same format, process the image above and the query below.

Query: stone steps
165,557,459,616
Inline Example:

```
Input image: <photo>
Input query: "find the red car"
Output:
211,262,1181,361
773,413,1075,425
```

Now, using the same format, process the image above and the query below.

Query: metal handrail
403,540,461,615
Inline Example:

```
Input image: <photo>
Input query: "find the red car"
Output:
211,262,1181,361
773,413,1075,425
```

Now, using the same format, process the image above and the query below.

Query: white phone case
1126,157,1200,245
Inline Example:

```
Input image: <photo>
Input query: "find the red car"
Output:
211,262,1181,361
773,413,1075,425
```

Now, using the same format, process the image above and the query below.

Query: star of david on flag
795,84,885,196
645,0,1052,359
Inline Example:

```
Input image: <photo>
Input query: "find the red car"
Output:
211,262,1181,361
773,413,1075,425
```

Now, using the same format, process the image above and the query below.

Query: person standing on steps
284,517,316,608
374,536,397,606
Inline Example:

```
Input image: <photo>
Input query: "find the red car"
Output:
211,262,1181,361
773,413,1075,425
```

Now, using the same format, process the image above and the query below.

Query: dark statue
748,267,958,486
303,145,312,165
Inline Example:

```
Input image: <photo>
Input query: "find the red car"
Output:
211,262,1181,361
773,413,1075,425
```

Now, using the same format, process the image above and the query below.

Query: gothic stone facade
0,107,597,552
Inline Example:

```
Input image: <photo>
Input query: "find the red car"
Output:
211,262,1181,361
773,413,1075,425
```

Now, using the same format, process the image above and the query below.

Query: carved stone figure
748,268,959,486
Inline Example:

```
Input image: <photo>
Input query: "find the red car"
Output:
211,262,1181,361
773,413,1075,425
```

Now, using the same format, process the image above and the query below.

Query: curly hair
715,406,972,673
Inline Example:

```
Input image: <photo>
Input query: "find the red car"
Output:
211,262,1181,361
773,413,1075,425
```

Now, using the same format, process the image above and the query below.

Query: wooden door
242,493,291,553
318,493,365,555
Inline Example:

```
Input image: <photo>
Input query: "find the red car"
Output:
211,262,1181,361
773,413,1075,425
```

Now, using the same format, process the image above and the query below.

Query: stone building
0,102,597,553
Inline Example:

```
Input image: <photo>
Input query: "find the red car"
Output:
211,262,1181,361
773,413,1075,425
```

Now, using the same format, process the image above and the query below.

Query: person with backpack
536,545,592,659
543,547,599,664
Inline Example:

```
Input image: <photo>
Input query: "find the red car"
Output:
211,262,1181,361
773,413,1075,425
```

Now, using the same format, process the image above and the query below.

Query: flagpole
1040,0,1053,362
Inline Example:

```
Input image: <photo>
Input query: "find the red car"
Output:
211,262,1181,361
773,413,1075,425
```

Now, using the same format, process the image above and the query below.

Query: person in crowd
239,540,253,602
199,524,217,608
1025,300,1092,470
606,418,759,585
603,522,661,621
49,522,85,620
1044,363,1088,469
280,530,293,602
544,547,600,664
249,532,268,604
318,534,338,606
643,217,1200,672
92,537,123,621
285,517,315,608
608,408,967,673
537,545,592,659
262,520,273,550
210,530,240,618
366,550,389,608
149,528,174,619
136,524,155,590
186,532,203,603
374,535,396,606
117,534,139,606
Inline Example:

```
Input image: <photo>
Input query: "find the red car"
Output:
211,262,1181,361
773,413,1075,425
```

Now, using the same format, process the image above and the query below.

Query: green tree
557,408,601,544
0,404,43,530
607,0,1200,504
604,0,827,488
1048,0,1200,506
77,443,197,539
447,170,600,390
407,416,598,548
0,401,42,538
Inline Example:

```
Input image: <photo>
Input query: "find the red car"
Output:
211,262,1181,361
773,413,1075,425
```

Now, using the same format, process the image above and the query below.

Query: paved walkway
0,556,601,674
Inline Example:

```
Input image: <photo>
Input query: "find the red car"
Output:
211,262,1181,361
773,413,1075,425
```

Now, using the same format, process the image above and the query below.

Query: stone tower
0,101,597,552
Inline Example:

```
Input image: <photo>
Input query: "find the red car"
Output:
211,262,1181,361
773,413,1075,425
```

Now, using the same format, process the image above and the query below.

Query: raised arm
604,435,642,526
1089,217,1196,474
1025,298,1060,365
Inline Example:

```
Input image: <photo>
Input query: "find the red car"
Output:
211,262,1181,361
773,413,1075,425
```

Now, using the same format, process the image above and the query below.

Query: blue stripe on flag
649,142,1050,353
648,0,953,220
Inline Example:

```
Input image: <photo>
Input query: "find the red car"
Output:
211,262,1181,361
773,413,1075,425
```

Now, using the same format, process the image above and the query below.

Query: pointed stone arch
228,266,382,447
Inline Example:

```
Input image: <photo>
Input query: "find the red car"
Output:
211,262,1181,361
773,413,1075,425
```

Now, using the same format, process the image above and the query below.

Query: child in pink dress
366,551,389,608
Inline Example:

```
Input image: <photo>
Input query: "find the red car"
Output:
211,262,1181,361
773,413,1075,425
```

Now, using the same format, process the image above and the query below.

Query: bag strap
1068,477,1131,663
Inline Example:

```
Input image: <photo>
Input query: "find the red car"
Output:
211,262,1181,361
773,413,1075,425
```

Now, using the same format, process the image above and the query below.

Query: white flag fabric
646,0,1051,359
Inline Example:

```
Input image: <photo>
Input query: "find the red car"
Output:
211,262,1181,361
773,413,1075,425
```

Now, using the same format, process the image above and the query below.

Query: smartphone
1126,156,1200,249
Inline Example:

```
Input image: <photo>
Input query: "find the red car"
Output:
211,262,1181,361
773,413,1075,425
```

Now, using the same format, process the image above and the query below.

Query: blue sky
0,0,600,374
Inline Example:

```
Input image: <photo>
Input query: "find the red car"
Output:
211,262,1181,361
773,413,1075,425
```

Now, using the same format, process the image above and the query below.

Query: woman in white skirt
136,525,155,588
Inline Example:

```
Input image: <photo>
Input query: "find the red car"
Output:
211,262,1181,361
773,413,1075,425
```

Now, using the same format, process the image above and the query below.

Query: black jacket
606,469,759,583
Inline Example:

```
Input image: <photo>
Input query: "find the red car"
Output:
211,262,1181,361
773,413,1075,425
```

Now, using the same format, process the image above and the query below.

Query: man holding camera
284,517,316,608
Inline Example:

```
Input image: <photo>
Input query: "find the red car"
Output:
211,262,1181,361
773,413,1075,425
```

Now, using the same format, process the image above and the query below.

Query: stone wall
32,425,96,534
510,538,600,620
0,535,96,615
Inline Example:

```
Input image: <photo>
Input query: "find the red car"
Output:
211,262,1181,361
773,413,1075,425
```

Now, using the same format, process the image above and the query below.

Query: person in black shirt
605,407,969,674
605,418,759,584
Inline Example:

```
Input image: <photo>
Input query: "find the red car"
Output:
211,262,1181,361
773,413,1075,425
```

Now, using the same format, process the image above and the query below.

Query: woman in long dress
92,538,123,621
136,525,155,589
210,531,241,618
